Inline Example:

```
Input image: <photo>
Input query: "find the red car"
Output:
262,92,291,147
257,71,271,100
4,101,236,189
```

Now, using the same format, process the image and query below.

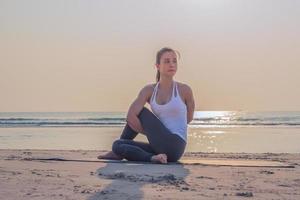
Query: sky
0,0,299,112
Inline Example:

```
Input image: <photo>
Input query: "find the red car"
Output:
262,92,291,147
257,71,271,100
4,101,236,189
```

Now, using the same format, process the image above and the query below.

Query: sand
1,149,300,200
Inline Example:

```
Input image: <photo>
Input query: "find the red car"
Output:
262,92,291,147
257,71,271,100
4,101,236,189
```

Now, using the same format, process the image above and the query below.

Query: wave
1,120,300,127
0,111,300,128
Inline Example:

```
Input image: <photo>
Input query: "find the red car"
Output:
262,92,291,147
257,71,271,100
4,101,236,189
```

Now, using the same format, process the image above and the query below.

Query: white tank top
149,81,187,142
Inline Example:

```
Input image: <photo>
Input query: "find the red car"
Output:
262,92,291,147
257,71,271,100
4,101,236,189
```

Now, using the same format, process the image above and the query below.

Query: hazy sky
1,0,299,112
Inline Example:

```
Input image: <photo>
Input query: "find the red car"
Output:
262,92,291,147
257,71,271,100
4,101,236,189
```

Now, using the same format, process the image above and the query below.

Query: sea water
0,111,299,153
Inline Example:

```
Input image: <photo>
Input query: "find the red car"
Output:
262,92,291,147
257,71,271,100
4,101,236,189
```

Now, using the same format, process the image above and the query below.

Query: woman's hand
126,114,144,133
184,84,195,124
126,84,152,133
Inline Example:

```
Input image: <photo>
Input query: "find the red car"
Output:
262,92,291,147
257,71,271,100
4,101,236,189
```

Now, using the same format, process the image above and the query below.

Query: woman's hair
155,47,181,82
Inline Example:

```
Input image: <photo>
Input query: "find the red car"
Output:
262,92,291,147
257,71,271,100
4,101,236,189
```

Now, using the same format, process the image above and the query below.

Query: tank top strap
169,80,173,98
174,81,178,98
150,82,159,103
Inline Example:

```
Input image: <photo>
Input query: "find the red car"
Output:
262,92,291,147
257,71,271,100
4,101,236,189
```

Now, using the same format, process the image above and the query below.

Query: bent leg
99,123,141,160
137,107,186,162
112,139,156,162
119,123,138,140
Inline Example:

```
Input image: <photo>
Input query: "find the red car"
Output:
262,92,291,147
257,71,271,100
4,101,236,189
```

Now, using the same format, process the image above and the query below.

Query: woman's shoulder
143,82,156,91
139,83,157,104
176,81,193,92
139,83,156,97
176,81,193,102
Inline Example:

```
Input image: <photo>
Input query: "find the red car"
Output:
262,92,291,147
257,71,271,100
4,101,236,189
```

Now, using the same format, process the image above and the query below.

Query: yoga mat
22,157,295,168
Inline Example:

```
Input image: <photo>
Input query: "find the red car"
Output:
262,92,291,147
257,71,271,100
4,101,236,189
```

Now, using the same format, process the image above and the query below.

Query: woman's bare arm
126,85,152,133
184,84,195,124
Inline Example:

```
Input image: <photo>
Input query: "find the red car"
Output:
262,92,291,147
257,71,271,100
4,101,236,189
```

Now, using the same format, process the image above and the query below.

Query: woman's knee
165,149,185,162
166,154,181,162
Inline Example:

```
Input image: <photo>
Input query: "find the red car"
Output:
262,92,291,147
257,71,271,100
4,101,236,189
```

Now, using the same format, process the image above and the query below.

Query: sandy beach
1,149,300,200
2,0,300,199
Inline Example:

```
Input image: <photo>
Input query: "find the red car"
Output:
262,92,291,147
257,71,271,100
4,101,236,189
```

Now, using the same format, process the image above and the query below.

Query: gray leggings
112,107,186,162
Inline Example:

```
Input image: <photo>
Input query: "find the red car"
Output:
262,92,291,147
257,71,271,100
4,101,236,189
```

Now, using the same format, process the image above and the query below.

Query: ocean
0,111,299,153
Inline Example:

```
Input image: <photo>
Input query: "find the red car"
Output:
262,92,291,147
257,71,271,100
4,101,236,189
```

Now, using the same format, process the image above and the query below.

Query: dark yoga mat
22,157,295,168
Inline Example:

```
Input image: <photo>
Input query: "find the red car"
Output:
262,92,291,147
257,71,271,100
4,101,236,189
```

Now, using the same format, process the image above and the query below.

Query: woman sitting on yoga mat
98,47,195,164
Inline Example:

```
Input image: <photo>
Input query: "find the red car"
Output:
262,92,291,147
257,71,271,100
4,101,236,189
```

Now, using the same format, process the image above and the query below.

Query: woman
98,47,195,164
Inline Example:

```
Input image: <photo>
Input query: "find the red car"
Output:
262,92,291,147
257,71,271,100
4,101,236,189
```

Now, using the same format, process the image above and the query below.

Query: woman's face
156,51,177,77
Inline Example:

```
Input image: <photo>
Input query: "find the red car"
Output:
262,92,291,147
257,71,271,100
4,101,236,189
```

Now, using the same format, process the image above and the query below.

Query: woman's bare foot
151,154,168,164
97,151,123,160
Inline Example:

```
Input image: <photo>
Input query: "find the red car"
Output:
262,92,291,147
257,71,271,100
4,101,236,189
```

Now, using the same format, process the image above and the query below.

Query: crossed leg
98,107,183,163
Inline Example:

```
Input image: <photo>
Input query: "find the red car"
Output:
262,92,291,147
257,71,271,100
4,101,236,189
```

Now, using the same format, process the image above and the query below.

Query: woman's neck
158,77,174,90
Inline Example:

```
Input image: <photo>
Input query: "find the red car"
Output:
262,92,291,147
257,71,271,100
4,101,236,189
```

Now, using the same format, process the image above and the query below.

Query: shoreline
2,126,300,153
1,149,300,199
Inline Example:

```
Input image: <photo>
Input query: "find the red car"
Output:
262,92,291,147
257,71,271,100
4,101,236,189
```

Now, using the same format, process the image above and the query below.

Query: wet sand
1,127,300,153
1,149,300,199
